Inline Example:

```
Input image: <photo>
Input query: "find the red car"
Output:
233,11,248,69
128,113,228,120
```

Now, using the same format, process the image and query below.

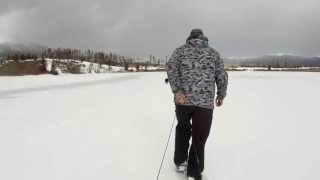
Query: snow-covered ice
0,72,320,180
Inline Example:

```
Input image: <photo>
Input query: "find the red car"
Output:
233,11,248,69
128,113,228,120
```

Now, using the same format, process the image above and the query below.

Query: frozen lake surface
0,72,319,180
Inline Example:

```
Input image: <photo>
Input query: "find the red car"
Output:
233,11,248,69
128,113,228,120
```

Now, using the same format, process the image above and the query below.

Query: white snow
0,72,320,180
233,67,268,71
45,59,53,72
44,58,125,73
232,66,320,71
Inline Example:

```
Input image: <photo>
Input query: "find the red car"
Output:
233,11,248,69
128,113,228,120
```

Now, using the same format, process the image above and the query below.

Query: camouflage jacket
166,38,228,109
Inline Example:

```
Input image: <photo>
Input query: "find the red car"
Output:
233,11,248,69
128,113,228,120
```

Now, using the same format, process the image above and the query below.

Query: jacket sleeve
214,53,228,100
166,48,182,93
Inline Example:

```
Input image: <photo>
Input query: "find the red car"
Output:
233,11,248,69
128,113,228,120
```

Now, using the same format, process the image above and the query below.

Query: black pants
174,105,213,177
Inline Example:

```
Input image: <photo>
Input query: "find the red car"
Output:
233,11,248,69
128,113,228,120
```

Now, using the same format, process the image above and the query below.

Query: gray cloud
0,0,320,58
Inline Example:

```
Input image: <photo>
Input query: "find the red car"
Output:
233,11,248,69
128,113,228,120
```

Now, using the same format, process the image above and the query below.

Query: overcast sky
0,0,319,58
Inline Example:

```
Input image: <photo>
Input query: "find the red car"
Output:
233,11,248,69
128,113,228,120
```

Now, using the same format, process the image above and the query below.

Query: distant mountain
223,57,250,66
0,42,47,56
224,55,320,67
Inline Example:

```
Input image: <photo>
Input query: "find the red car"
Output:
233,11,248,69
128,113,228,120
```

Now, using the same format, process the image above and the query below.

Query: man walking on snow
166,29,228,180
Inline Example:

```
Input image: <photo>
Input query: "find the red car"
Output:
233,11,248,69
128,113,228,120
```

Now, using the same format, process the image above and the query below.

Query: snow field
0,71,320,180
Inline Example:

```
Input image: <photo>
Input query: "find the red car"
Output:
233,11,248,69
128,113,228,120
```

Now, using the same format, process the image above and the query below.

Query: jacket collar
187,38,207,48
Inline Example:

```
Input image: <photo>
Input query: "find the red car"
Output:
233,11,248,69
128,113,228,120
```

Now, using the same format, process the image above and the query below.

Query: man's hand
175,91,187,105
215,98,223,107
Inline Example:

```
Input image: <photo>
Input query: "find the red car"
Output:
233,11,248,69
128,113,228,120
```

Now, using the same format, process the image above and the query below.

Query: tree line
1,48,163,71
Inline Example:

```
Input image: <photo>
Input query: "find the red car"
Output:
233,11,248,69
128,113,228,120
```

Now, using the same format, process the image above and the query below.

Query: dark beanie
187,28,204,41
